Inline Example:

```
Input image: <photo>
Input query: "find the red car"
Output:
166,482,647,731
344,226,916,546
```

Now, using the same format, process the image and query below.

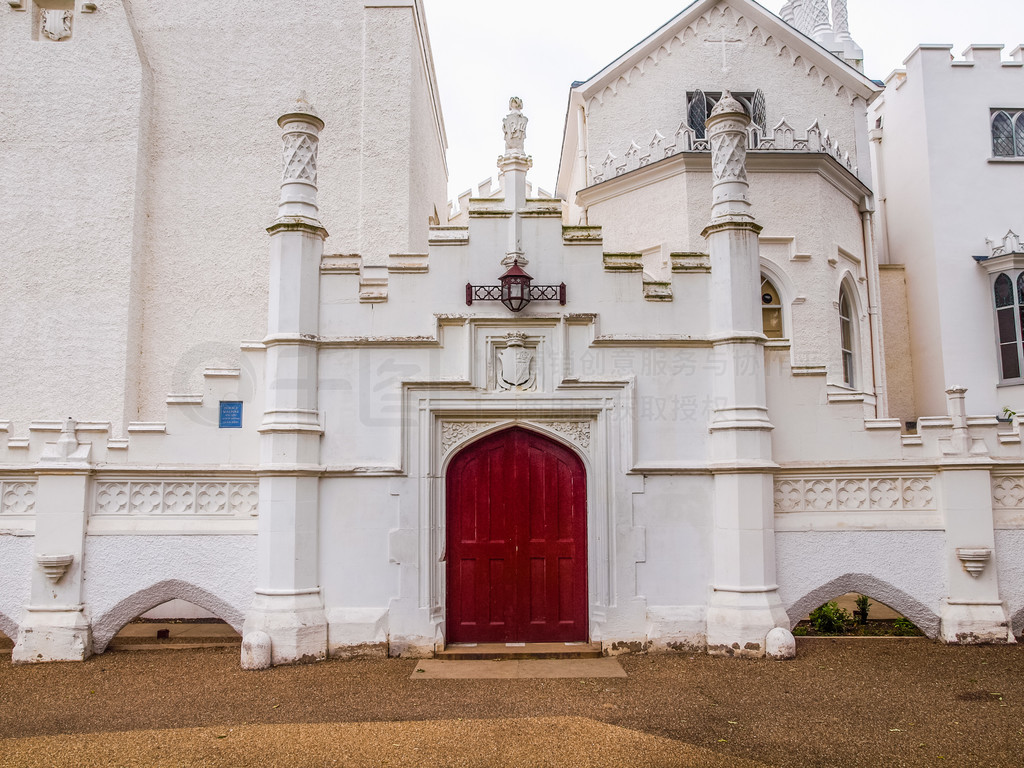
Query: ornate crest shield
497,332,536,391
41,9,72,41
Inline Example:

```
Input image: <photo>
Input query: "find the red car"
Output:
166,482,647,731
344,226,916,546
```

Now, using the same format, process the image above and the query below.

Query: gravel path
1,639,1022,767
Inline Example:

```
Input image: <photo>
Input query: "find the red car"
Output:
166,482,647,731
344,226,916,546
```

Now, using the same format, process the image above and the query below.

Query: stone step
106,639,242,651
435,642,603,660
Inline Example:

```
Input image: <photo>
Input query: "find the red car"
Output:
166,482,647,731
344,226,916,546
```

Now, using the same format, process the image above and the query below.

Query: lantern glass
499,262,533,312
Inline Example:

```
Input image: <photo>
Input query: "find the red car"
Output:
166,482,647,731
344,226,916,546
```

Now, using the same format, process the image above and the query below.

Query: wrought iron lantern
466,260,566,313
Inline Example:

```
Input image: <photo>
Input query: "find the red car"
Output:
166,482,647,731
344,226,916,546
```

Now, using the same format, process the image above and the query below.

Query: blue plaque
219,401,243,429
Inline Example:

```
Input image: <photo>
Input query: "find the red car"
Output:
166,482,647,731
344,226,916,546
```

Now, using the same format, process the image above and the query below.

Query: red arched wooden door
446,427,588,643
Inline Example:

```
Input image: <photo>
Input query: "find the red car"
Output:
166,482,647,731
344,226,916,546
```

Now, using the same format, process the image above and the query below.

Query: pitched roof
555,0,881,194
572,0,879,103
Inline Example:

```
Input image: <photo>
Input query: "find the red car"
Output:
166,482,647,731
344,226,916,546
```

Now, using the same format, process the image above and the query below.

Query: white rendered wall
874,46,1024,417
84,535,256,652
0,535,33,640
776,531,946,637
585,169,874,400
0,2,148,434
1,0,447,430
995,529,1024,637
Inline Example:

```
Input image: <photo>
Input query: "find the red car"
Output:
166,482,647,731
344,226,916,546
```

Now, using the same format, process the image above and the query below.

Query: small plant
855,594,871,625
792,626,808,636
999,407,1017,423
809,601,852,634
892,617,919,636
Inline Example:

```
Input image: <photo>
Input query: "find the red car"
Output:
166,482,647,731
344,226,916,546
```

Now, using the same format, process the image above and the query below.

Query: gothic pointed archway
445,426,588,643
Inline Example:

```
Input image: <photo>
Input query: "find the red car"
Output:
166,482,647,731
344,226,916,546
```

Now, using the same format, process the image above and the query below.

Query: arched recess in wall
785,572,941,639
0,609,17,641
1012,605,1024,639
91,579,245,653
759,260,794,340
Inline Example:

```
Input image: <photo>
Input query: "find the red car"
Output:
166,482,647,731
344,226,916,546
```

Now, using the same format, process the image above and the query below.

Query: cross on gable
704,34,744,73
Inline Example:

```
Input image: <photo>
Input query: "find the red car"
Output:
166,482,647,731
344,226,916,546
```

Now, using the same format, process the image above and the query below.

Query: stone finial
705,91,752,217
991,230,1023,257
831,0,851,41
503,97,528,155
788,0,831,42
709,90,746,119
40,417,91,465
277,93,324,220
497,96,532,249
945,385,969,424
808,0,832,39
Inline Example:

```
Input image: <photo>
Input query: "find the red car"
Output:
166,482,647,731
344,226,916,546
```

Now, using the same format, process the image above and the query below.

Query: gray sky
421,0,1024,201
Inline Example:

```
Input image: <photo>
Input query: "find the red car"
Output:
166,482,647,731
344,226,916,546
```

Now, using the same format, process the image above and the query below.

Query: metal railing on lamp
465,260,567,312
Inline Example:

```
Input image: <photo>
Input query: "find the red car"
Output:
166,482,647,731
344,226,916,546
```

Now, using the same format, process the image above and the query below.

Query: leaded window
761,275,784,339
687,90,765,139
992,109,1024,158
994,272,1024,380
839,285,856,388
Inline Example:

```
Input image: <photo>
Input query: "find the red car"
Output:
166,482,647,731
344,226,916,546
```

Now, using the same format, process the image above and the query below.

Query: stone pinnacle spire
778,0,864,72
498,96,533,265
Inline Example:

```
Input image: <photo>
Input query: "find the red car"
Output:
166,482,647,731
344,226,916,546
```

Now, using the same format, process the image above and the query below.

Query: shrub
809,601,852,634
892,618,919,636
792,626,808,636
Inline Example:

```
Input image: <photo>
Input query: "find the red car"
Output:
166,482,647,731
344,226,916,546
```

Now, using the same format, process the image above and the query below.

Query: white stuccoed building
1,0,1022,665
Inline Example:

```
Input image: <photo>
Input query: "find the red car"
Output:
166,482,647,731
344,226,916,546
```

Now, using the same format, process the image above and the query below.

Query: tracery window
687,90,767,139
839,284,856,388
992,110,1024,158
994,272,1024,380
761,275,784,339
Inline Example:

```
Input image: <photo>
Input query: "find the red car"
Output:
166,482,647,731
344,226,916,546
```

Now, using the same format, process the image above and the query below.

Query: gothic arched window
994,273,1024,380
761,274,784,339
688,90,709,140
992,110,1024,158
839,283,857,388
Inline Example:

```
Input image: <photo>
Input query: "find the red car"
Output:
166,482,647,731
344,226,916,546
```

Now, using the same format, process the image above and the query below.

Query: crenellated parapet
591,117,856,184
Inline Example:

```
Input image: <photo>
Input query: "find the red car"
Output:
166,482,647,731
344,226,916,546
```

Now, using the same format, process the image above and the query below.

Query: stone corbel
956,547,992,578
37,554,74,583
359,265,389,303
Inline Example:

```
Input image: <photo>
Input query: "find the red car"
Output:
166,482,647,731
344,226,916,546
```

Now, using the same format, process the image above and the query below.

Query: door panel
446,427,587,643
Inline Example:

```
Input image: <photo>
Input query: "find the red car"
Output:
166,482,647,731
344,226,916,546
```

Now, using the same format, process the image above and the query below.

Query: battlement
446,176,554,224
904,43,1024,70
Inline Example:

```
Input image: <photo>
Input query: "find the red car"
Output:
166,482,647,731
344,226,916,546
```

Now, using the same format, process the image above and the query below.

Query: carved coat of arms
41,9,73,41
497,332,536,391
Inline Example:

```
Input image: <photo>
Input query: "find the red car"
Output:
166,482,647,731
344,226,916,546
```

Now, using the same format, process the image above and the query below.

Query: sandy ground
1,638,1022,767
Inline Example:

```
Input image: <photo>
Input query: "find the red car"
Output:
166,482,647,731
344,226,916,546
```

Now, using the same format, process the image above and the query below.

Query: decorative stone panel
992,475,1024,509
0,480,37,515
547,422,592,450
440,422,493,455
774,475,936,513
440,421,593,456
92,480,258,517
